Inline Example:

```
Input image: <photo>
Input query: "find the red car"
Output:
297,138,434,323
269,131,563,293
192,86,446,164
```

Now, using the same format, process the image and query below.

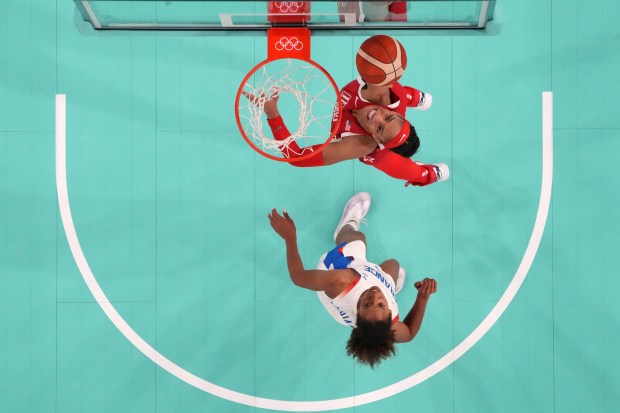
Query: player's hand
242,90,280,119
268,208,297,242
405,181,423,187
414,278,437,299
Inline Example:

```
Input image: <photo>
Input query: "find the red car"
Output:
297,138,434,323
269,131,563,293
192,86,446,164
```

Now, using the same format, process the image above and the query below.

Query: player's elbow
290,272,305,286
394,325,418,343
319,149,340,165
321,157,339,166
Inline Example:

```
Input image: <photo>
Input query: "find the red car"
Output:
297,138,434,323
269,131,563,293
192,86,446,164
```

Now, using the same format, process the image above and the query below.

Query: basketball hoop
235,23,341,163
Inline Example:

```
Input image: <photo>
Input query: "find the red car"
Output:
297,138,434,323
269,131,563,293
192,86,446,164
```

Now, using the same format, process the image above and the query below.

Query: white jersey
317,259,399,328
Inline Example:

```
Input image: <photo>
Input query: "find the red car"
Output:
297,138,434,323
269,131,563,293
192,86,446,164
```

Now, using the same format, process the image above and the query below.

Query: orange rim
234,57,342,163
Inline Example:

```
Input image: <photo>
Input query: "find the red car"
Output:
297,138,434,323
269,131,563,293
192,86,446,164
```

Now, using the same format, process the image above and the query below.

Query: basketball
356,35,408,86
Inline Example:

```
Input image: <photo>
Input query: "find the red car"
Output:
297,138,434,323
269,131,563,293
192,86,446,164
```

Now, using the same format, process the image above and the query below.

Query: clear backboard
75,0,496,31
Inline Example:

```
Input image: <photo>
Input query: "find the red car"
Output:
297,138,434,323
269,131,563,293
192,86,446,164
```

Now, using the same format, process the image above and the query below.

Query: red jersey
331,78,422,139
267,78,439,186
328,78,437,187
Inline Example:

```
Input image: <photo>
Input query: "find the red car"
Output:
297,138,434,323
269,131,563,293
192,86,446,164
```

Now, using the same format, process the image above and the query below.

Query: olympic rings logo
274,36,304,51
275,2,304,13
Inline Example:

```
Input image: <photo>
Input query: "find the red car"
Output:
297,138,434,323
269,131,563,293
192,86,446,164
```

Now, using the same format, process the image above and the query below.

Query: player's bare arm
392,278,437,343
321,134,377,165
268,208,355,296
245,91,377,165
242,90,281,119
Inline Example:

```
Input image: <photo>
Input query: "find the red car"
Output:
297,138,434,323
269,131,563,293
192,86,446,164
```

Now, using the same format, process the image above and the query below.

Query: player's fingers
268,214,277,226
269,212,281,225
424,280,431,292
283,209,293,222
241,90,256,103
414,281,421,289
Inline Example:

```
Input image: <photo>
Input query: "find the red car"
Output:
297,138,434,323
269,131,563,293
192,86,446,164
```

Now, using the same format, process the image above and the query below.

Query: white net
237,58,339,159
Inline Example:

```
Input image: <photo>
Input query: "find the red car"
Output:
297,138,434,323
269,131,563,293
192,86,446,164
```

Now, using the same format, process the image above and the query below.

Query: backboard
75,0,496,31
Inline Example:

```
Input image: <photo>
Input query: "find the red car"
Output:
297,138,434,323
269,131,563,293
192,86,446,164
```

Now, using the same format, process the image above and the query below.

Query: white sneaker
414,92,432,111
395,267,406,295
333,192,371,241
433,163,450,182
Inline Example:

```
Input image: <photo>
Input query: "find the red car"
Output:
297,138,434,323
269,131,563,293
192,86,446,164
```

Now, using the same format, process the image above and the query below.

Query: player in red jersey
244,76,449,187
331,77,448,187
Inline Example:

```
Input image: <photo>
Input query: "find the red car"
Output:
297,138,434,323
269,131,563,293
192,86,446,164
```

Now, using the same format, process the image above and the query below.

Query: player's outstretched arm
392,278,437,343
361,149,437,186
268,208,349,291
267,116,376,166
244,92,376,166
320,134,377,165
242,90,281,119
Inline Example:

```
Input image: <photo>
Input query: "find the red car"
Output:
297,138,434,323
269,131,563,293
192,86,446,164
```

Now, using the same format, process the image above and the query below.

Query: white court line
55,92,553,411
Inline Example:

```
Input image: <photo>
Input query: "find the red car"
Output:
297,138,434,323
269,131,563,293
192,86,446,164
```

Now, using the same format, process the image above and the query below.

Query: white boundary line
55,92,553,411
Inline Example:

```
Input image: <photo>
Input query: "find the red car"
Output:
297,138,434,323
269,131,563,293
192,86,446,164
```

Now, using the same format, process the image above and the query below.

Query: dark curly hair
389,125,420,158
346,315,396,369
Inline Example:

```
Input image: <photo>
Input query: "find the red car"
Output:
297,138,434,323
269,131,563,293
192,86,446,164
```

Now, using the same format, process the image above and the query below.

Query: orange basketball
356,35,408,86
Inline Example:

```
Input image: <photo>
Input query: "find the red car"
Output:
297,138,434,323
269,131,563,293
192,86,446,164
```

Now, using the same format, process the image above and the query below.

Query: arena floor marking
55,92,553,411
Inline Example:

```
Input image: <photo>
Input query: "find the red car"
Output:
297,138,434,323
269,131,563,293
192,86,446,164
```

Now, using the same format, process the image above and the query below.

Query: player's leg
380,259,406,295
325,193,371,271
333,192,372,244
380,259,399,280
335,224,366,246
322,192,369,272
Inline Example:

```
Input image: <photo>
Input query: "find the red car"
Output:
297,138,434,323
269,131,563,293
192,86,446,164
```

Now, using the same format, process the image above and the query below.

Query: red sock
267,116,325,167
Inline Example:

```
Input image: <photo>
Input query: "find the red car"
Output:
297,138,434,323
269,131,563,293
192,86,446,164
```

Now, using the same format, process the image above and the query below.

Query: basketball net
235,21,341,162
238,58,337,157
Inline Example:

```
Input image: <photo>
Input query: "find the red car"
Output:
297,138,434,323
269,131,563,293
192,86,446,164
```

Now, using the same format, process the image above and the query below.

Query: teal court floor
1,1,620,412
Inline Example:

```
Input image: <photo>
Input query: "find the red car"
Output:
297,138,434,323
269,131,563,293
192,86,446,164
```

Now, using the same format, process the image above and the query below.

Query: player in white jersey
268,192,437,368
